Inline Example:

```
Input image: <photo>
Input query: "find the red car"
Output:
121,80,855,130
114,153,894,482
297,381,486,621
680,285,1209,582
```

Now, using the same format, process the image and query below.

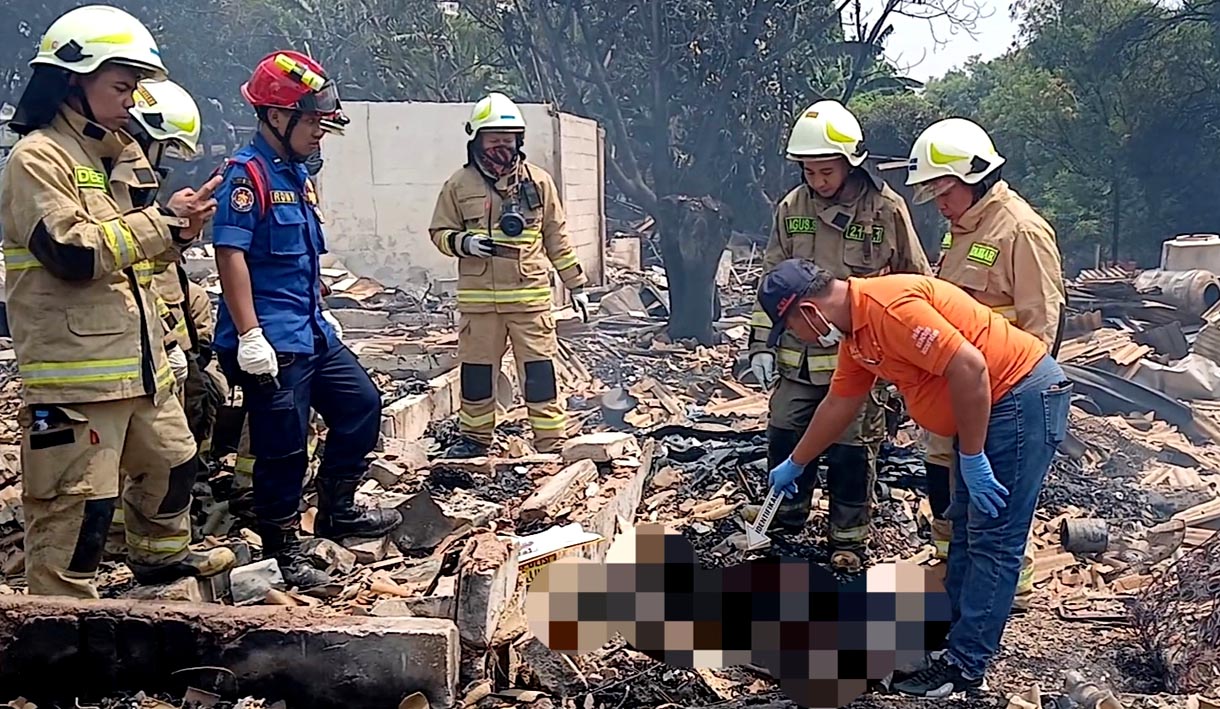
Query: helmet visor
911,178,955,205
298,82,340,115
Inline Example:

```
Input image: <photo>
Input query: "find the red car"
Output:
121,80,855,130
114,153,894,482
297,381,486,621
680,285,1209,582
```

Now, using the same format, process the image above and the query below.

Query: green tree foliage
858,0,1220,273
467,0,978,342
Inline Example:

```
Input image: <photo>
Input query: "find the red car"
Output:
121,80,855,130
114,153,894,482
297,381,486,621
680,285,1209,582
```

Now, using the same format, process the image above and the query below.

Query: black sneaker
891,656,983,698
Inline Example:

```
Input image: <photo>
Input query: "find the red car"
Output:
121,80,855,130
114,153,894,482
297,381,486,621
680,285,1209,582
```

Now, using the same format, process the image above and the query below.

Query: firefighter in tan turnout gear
747,100,933,571
430,92,589,458
109,78,231,557
0,5,235,597
905,117,1065,609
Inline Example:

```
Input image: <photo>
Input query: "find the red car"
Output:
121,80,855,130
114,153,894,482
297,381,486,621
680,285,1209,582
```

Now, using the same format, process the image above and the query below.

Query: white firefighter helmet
31,5,168,80
130,79,201,158
905,117,1005,204
465,92,526,135
786,100,867,167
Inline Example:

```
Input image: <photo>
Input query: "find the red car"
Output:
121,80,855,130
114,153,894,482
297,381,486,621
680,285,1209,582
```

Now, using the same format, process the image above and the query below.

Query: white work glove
458,232,494,258
237,327,279,377
750,351,777,389
322,310,345,342
166,344,189,383
572,290,590,322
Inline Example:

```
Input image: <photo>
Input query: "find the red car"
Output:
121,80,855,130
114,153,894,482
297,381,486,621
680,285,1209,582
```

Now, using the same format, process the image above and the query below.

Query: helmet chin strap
268,110,306,162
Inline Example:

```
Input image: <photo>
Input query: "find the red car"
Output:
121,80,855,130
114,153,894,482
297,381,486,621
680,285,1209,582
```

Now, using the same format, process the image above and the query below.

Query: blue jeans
944,354,1071,678
218,339,382,523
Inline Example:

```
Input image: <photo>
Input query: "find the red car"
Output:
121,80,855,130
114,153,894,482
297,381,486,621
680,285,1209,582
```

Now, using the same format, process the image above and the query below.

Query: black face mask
476,145,516,177
304,149,323,176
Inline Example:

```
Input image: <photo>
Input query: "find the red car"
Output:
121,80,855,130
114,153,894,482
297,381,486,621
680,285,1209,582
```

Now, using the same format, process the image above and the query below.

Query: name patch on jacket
845,223,884,244
967,242,1000,267
74,166,107,190
785,216,816,235
270,191,298,204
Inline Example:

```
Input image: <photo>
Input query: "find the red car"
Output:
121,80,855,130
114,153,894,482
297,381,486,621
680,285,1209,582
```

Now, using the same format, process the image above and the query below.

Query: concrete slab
456,532,519,648
0,596,459,708
381,368,461,440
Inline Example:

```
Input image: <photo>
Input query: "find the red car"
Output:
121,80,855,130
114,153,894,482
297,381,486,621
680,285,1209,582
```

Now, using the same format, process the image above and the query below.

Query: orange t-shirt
828,274,1048,437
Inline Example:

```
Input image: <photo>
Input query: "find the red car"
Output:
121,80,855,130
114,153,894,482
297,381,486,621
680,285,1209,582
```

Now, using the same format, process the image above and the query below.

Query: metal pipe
1134,269,1220,317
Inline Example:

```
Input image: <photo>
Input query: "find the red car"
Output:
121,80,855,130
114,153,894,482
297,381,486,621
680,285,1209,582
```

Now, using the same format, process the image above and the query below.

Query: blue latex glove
958,450,1009,518
769,456,804,498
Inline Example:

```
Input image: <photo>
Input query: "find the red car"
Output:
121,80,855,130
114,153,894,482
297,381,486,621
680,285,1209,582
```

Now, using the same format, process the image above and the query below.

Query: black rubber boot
767,426,820,530
314,477,403,540
259,517,333,589
444,436,489,459
826,444,873,569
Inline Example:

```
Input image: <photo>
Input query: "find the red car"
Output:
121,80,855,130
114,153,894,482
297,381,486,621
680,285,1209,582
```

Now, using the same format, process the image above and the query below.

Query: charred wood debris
0,230,1218,708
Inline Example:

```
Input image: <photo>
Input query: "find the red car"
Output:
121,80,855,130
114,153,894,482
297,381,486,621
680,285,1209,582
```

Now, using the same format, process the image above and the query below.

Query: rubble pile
1134,532,1220,695
6,246,1220,708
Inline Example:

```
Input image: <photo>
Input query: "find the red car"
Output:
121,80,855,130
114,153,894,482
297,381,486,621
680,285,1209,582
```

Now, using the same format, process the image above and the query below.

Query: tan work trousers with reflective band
457,310,566,452
926,430,1036,594
21,395,197,598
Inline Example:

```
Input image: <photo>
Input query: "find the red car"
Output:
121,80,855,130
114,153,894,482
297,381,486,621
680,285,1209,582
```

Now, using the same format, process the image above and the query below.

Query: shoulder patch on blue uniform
231,176,253,188
231,186,255,213
270,190,297,204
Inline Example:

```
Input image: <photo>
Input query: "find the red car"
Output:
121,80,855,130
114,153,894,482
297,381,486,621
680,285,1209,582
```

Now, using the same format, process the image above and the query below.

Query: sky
879,1,1022,82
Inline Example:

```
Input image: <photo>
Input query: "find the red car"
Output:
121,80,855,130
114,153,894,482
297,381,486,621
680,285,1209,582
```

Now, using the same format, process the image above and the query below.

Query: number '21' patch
966,242,1000,267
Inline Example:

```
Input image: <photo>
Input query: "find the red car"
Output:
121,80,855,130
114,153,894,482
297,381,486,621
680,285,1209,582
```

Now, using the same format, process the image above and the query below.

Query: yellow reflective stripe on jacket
777,348,837,372
100,219,137,267
469,227,542,245
750,310,773,328
941,232,953,250
436,230,460,257
20,357,142,386
529,414,566,431
991,304,1018,323
457,287,552,305
4,247,42,271
551,250,579,272
155,363,175,390
133,260,157,286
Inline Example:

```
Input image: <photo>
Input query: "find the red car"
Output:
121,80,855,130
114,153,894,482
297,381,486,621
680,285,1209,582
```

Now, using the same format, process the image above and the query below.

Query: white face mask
801,307,843,347
817,322,843,348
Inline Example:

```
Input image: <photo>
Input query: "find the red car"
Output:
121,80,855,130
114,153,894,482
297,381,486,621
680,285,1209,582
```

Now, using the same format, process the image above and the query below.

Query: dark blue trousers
219,339,382,522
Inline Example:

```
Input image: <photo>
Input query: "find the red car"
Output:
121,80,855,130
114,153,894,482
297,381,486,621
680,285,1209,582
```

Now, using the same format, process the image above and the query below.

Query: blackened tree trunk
657,195,732,344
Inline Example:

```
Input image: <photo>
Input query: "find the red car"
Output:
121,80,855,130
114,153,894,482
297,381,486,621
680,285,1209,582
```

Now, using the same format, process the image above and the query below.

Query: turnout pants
218,338,381,526
20,395,197,598
766,377,886,547
927,431,1037,595
943,355,1071,679
109,359,228,555
457,311,566,453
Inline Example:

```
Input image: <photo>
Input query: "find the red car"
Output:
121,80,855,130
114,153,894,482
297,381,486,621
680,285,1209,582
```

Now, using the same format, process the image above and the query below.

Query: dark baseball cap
759,259,822,347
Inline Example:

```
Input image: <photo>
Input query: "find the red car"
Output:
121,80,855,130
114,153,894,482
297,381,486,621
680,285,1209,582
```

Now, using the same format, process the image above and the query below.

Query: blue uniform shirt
212,133,337,355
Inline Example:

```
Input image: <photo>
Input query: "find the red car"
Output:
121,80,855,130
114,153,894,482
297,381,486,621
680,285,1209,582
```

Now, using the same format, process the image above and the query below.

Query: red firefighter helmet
240,50,340,115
